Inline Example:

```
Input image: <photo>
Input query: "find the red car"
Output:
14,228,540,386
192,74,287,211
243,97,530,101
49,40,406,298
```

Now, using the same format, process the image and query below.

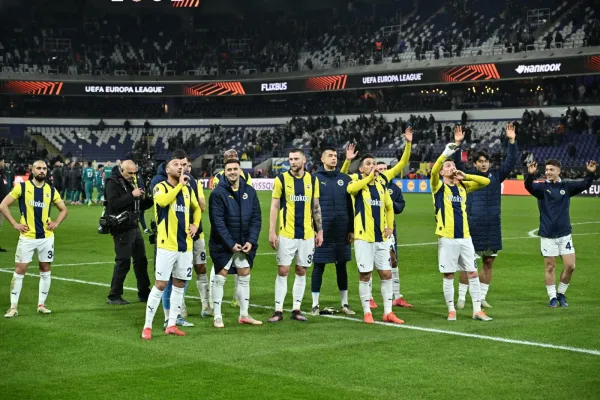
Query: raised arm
153,183,183,207
341,143,358,174
347,172,375,195
461,173,491,193
382,127,413,181
524,162,545,199
498,123,518,182
568,161,597,196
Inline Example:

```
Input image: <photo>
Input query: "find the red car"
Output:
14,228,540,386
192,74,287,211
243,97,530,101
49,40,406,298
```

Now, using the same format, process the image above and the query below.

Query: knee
172,279,186,288
566,262,576,273
381,271,392,280
359,272,371,282
155,281,167,291
545,261,556,273
444,273,454,280
195,264,207,274
295,267,307,277
38,264,51,273
277,267,289,277
466,271,478,279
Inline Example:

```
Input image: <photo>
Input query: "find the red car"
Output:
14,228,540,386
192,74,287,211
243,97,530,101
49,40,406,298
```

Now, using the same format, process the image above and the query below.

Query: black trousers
108,227,150,300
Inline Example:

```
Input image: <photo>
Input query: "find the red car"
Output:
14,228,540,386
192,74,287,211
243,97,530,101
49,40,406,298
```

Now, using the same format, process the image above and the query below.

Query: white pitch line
0,268,599,357
528,221,600,238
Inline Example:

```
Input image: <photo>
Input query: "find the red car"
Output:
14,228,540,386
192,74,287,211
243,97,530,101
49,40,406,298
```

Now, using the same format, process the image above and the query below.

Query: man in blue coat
375,162,413,308
525,159,596,307
209,159,262,328
453,123,518,309
310,147,355,316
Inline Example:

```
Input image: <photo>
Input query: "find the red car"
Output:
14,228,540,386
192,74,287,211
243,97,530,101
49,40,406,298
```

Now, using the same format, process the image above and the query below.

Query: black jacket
0,168,8,202
51,166,63,189
105,166,153,234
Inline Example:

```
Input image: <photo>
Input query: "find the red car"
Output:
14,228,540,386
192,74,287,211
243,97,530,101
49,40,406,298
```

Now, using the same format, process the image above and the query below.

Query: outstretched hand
587,160,597,173
346,143,358,161
404,127,413,142
454,125,464,144
527,162,538,175
506,123,516,143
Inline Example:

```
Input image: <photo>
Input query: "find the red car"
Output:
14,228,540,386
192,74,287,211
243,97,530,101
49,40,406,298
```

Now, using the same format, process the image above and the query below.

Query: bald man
105,160,154,304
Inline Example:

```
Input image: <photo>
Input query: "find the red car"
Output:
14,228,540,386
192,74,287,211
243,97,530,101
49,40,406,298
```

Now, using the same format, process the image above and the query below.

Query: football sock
167,286,184,327
340,290,348,307
233,274,239,300
546,284,557,300
312,263,325,294
237,275,250,317
292,274,306,311
468,277,482,314
368,276,373,299
38,271,51,306
144,286,163,329
196,273,209,308
458,282,469,302
443,278,455,312
381,279,393,315
274,275,287,312
558,282,569,295
359,280,371,314
391,267,401,299
162,280,172,314
10,272,24,308
212,274,226,318
480,282,490,300
335,262,348,291
312,292,320,308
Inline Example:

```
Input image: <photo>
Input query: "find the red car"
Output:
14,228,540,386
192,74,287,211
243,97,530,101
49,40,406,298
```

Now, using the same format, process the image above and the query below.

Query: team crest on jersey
387,188,393,195
243,193,248,200
306,184,312,190
560,190,565,195
154,187,160,195
337,179,344,186
45,193,50,198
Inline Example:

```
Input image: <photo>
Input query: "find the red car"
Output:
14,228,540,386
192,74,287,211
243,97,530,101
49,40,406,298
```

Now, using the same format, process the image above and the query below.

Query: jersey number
201,252,206,261
48,251,53,259
186,268,192,278
87,171,93,178
565,242,572,250
307,254,313,264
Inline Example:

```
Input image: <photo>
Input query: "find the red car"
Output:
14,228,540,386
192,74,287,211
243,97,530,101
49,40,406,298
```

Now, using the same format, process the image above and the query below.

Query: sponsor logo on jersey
289,194,309,202
446,194,464,203
172,203,190,213
28,200,47,208
368,199,383,207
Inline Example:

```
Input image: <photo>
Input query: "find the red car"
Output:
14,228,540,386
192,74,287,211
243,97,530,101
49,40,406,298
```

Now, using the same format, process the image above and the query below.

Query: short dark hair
289,148,305,156
321,146,337,155
87,161,93,167
376,161,387,166
546,159,562,169
224,158,240,168
472,150,490,163
170,149,187,160
98,164,104,169
359,154,375,166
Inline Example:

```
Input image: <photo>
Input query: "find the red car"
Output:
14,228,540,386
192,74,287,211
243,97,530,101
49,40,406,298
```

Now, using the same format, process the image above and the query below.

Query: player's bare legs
543,256,558,307
557,253,575,307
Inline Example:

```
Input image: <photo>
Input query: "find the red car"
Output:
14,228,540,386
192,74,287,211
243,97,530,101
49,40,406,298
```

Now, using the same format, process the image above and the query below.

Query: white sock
212,274,226,318
209,266,215,308
468,277,482,314
480,282,490,300
443,278,455,312
340,290,348,307
38,271,51,306
233,274,239,300
368,276,373,299
163,307,170,321
391,267,400,299
312,292,320,308
557,282,569,295
547,284,557,299
237,275,250,317
196,273,209,308
381,279,393,315
167,286,184,327
292,274,306,311
458,282,469,302
359,280,371,314
274,275,287,312
144,286,163,329
10,272,24,308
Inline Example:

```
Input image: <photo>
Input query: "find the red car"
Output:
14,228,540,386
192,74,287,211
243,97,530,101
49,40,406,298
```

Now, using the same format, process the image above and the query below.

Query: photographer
105,160,153,305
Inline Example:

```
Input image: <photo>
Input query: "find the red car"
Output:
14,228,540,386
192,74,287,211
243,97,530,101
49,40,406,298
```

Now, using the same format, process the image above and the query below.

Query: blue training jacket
386,182,405,251
208,177,262,269
525,172,594,238
452,141,518,251
313,167,353,264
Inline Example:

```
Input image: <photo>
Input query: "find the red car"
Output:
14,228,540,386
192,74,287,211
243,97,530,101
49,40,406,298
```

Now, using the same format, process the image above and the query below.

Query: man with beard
209,159,262,328
310,146,355,316
0,160,68,317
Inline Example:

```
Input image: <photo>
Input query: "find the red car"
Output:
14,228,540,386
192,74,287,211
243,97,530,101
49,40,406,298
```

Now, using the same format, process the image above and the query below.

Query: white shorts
437,237,477,273
155,248,193,281
192,239,207,265
277,236,314,267
541,234,575,257
15,237,55,264
354,240,392,273
388,235,396,253
224,253,251,271
476,249,498,258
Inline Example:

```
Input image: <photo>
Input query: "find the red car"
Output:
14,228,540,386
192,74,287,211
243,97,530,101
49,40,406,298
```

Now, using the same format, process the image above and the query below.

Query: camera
98,211,134,234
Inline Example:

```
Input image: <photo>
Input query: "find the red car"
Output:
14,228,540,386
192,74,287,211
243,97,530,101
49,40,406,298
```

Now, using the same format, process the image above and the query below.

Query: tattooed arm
312,197,323,247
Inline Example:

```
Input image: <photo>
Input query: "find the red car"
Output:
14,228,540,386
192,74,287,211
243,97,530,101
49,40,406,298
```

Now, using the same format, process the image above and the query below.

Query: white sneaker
4,308,18,318
311,305,320,316
473,311,493,321
341,304,356,315
481,300,493,308
180,302,188,318
37,305,52,314
214,316,224,328
456,299,466,309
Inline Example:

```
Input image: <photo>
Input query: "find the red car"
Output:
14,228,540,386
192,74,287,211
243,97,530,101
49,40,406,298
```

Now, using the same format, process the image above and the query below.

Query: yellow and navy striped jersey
212,170,252,188
272,171,320,240
347,174,394,243
430,154,490,239
9,181,63,239
153,182,201,252
190,177,206,240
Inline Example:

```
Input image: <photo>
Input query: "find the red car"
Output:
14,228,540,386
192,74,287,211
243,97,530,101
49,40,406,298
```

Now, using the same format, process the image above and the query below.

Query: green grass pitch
0,192,599,399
